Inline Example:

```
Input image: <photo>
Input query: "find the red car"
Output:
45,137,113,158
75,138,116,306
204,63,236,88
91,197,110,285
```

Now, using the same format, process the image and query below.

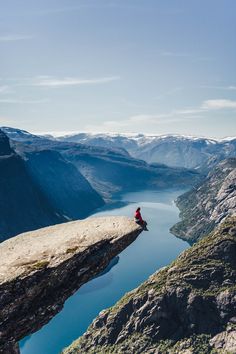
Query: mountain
24,149,104,219
0,129,104,241
63,216,236,354
59,147,199,200
0,130,65,241
2,127,200,201
171,158,236,243
55,132,236,172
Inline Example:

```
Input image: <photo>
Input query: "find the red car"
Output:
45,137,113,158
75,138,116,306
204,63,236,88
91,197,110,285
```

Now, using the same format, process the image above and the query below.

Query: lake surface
20,189,188,354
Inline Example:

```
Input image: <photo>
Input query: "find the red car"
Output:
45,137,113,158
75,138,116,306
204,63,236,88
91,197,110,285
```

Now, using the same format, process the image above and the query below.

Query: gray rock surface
63,216,236,354
0,216,142,353
171,158,236,243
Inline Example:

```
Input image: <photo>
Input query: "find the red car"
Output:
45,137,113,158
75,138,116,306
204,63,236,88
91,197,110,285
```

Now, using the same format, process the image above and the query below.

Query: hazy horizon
1,0,236,138
2,125,235,141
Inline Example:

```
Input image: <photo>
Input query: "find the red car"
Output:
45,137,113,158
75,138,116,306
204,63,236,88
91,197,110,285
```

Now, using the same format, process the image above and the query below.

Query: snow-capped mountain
2,127,236,172
55,132,236,171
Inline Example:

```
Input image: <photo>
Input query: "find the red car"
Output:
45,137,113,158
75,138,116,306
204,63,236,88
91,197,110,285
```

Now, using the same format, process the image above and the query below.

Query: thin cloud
86,97,236,132
32,76,121,88
155,87,183,101
160,51,212,62
161,51,192,58
0,85,10,94
0,35,33,42
202,99,236,110
85,112,198,132
199,85,236,91
0,98,49,104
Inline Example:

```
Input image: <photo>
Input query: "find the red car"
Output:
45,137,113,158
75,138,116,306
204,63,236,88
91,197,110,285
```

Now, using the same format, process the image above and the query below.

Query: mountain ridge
2,127,200,201
42,130,236,172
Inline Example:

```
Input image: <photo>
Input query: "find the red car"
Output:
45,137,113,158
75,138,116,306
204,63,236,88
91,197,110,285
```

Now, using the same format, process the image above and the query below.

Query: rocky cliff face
0,130,13,155
171,158,236,243
64,216,236,354
0,216,142,353
0,130,66,241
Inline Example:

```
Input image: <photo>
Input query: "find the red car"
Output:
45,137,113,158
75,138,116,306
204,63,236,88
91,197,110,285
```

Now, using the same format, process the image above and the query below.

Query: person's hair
136,207,141,212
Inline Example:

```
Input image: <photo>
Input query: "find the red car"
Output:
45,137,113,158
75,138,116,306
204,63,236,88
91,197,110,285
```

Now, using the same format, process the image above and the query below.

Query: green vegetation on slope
63,216,236,354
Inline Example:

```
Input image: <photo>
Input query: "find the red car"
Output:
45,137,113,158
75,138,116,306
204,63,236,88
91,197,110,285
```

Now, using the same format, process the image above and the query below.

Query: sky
0,0,236,138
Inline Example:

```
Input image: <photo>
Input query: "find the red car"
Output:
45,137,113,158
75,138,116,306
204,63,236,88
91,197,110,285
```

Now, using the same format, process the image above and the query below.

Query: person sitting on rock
134,207,148,230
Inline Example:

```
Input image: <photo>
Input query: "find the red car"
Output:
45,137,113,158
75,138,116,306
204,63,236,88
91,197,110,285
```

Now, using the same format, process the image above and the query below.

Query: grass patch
66,246,78,254
29,260,49,270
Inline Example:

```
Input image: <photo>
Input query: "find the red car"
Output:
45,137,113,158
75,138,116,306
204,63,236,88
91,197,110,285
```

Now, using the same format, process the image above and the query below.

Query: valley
0,127,235,354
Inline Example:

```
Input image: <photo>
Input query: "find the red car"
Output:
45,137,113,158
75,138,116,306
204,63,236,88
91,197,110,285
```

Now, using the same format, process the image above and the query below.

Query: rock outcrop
0,216,142,353
171,158,236,243
63,216,236,354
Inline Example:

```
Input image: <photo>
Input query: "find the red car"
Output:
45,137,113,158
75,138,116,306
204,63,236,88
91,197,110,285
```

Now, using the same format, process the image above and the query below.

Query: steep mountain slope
0,129,104,241
63,216,236,354
60,148,199,200
2,127,200,201
55,132,236,172
24,149,104,219
171,158,236,243
0,130,65,241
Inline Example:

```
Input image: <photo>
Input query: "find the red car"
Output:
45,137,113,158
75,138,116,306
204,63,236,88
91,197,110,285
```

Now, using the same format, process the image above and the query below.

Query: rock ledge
0,216,142,353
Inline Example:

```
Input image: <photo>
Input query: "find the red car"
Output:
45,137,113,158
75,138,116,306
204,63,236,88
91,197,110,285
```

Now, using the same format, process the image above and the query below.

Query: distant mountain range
2,127,200,201
0,127,201,240
53,131,236,172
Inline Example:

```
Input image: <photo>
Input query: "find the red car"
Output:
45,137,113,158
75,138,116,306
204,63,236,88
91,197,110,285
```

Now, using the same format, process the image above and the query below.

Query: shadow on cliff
79,256,120,295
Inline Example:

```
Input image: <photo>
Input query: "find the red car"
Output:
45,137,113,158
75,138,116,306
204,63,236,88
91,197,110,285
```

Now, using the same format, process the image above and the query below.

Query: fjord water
20,189,188,354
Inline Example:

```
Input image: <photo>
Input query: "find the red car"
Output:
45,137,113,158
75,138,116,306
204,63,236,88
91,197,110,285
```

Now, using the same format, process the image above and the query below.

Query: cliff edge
0,216,142,353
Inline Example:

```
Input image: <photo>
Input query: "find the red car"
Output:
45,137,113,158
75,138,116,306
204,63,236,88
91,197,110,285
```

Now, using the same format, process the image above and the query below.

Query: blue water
20,189,188,354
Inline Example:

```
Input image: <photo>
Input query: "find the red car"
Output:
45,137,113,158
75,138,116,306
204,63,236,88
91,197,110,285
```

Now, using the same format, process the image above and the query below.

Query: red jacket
135,210,143,222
